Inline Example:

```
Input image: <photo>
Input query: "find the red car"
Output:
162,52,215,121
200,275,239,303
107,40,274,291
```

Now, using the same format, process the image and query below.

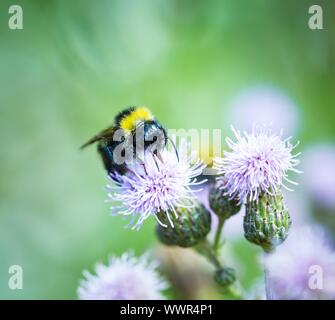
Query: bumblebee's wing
80,126,116,149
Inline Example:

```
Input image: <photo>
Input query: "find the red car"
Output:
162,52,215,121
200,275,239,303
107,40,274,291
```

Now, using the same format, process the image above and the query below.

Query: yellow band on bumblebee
119,107,154,132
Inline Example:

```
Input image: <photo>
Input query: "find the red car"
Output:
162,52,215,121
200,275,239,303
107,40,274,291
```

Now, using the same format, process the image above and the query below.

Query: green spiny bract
156,203,211,248
244,192,291,252
209,179,241,220
214,266,236,288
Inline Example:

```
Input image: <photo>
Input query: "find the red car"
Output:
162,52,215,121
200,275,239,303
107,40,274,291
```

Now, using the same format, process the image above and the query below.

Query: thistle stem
226,285,243,300
213,217,225,254
195,238,245,300
263,252,273,300
195,238,222,270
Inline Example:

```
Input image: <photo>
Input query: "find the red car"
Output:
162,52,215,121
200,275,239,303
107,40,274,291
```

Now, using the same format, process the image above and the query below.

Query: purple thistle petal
78,252,168,300
264,226,335,300
107,141,206,229
214,126,300,203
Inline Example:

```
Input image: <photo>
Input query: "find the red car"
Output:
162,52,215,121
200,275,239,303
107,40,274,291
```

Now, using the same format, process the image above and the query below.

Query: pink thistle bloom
214,126,301,203
264,226,335,300
302,144,335,210
107,142,206,230
227,86,300,136
78,252,167,300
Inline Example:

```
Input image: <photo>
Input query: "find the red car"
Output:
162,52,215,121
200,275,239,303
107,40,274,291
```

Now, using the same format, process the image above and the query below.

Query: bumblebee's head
117,106,168,153
142,120,168,150
131,120,167,156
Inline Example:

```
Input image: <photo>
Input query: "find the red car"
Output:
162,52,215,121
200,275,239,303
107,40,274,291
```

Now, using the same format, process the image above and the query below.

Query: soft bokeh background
0,0,334,299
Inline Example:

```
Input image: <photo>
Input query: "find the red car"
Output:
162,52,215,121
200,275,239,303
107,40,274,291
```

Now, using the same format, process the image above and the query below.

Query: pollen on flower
214,126,301,203
78,252,167,300
106,141,206,230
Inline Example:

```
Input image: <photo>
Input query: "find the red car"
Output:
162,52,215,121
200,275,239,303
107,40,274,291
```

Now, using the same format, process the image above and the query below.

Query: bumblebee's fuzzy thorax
81,105,168,177
119,107,154,133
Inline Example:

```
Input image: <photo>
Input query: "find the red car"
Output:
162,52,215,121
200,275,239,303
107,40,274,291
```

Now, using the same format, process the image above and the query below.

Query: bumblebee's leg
97,141,114,173
97,141,127,176
168,136,179,161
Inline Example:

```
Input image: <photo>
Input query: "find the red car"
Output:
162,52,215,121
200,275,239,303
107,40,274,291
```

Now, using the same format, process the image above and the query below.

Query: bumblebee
81,106,169,175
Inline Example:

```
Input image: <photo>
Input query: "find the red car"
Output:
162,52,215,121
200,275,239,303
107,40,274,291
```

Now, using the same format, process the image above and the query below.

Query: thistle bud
209,179,241,220
214,267,236,288
244,192,291,252
156,203,211,248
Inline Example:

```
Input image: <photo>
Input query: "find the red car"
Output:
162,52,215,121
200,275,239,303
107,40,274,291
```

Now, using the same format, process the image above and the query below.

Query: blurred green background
0,0,334,299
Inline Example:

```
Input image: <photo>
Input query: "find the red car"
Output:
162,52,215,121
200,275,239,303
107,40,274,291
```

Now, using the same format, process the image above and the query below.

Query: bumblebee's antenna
152,154,161,171
168,136,179,162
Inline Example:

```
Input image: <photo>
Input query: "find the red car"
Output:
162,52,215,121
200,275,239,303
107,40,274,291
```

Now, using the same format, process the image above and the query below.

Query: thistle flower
264,226,335,300
195,182,244,240
227,86,300,136
107,142,205,230
302,144,335,210
209,179,241,220
214,126,300,203
78,252,167,300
